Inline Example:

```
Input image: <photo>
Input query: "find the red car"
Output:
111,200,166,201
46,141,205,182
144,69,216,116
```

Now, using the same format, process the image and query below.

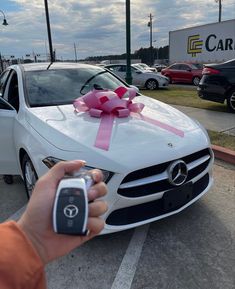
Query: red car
161,63,203,86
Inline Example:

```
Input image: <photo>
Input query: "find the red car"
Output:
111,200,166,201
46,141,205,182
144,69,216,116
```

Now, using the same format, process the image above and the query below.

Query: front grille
106,173,209,226
118,148,212,198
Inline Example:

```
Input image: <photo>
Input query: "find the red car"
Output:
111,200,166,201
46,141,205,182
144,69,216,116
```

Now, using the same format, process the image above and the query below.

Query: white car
0,62,214,234
105,64,169,90
132,63,156,72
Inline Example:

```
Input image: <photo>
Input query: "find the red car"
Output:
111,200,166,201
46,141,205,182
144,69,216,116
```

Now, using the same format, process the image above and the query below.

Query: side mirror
129,85,139,93
136,71,142,74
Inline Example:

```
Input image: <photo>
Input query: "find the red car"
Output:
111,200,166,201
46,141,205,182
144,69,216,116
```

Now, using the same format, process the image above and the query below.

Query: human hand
17,160,108,264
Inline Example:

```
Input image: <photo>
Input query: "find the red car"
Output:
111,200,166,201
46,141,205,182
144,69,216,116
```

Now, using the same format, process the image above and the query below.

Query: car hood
26,95,209,170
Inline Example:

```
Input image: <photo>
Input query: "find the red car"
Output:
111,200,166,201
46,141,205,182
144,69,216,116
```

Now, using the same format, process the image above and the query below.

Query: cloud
1,0,234,60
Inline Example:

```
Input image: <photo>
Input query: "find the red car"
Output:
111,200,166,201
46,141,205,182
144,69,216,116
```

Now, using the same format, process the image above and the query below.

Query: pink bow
74,87,184,150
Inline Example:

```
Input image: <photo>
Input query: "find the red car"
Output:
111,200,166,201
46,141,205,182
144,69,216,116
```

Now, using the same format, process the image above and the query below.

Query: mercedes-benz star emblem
167,160,188,186
64,204,79,218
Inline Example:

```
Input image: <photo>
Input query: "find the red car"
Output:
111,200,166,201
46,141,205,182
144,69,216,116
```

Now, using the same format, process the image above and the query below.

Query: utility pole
74,43,78,62
148,13,153,66
125,0,132,84
215,0,222,22
44,0,54,62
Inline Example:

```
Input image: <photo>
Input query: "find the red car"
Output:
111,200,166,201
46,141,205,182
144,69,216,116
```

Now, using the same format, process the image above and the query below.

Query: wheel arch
145,78,159,89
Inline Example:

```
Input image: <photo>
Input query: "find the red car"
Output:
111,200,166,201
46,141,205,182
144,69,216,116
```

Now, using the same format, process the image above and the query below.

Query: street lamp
0,9,8,26
0,9,8,72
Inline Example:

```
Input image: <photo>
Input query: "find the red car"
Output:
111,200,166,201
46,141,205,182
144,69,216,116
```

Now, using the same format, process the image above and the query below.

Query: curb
212,145,235,165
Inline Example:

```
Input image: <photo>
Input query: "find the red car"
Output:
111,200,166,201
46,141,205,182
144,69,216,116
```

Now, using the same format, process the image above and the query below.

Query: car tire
145,79,158,90
227,89,235,113
3,175,13,184
192,76,200,86
21,154,38,199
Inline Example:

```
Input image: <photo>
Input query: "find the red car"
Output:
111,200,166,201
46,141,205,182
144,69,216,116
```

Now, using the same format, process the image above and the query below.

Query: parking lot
0,159,234,289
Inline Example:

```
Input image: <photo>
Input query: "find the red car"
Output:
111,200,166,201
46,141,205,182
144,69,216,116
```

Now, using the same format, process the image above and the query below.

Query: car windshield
25,67,126,107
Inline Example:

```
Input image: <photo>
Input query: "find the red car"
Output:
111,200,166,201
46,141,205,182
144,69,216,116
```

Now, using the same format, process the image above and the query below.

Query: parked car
197,59,235,113
0,62,214,234
105,64,169,90
161,63,203,86
132,63,156,72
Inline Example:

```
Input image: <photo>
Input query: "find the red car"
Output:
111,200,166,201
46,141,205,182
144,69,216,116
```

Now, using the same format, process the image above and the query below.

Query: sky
0,0,234,61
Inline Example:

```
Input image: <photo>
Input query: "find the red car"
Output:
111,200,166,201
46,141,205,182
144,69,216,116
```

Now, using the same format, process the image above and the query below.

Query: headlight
192,119,211,143
42,157,113,183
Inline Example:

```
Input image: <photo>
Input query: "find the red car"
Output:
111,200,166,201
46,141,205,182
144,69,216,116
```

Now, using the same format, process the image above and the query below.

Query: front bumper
102,147,214,234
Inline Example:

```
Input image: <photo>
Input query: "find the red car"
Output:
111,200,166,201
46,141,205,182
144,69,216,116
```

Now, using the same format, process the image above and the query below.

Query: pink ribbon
74,87,184,150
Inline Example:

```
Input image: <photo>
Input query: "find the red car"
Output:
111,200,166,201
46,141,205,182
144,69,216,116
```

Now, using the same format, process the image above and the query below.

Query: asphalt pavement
1,160,234,289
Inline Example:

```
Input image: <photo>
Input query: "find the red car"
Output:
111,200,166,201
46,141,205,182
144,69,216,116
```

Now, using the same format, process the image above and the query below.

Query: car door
0,70,20,174
178,64,192,83
168,64,181,82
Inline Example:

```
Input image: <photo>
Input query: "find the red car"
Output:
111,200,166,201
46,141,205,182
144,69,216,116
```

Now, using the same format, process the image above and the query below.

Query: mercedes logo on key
64,204,79,218
167,160,188,186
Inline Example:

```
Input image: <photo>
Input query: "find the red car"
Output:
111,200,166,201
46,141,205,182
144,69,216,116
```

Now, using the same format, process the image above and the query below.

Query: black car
197,59,235,113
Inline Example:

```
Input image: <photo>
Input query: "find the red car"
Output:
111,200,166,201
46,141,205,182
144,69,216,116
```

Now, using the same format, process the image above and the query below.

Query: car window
119,66,126,72
25,68,127,107
170,64,180,70
3,71,20,111
180,64,190,70
192,63,203,69
0,97,14,110
0,70,11,97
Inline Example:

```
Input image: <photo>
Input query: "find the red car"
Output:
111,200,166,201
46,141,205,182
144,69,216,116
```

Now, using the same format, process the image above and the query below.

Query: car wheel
145,79,158,90
192,76,200,86
22,154,38,198
3,175,13,184
227,89,235,113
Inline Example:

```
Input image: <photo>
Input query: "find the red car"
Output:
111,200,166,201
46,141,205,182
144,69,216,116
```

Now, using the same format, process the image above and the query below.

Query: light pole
0,9,9,72
215,0,222,22
125,0,132,84
74,43,78,62
44,0,54,62
148,13,153,66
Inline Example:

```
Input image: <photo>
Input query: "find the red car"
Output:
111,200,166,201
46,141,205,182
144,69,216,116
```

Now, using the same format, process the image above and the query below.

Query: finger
90,169,104,183
88,182,107,202
87,217,105,235
88,200,108,217
45,160,86,184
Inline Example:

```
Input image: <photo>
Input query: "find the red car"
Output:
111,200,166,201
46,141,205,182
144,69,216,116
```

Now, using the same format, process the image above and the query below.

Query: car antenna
47,62,53,70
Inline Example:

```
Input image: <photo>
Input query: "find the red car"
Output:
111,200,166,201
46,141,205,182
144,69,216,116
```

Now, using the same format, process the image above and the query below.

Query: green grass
208,130,235,151
141,86,228,112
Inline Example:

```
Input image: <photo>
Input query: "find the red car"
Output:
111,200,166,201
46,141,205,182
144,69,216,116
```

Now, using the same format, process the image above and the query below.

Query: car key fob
53,172,93,235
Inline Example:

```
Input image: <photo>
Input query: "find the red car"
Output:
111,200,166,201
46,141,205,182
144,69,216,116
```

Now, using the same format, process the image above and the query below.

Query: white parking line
111,224,149,289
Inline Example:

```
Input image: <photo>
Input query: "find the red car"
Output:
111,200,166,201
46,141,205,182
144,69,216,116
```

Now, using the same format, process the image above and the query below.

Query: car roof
12,62,102,72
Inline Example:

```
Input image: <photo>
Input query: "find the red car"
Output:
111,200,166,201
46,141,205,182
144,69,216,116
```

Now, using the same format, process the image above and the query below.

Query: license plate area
163,182,193,213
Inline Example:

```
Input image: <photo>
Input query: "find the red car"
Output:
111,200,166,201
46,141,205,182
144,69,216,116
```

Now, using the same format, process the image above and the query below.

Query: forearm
0,221,46,289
